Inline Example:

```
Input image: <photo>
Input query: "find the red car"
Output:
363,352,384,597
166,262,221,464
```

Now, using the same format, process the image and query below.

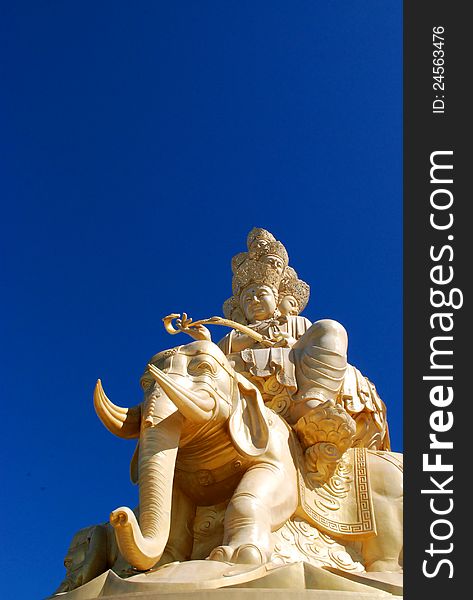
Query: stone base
48,561,402,600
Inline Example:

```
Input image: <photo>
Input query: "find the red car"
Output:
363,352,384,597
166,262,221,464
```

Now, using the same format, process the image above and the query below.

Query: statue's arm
226,331,258,352
271,316,312,348
218,329,254,353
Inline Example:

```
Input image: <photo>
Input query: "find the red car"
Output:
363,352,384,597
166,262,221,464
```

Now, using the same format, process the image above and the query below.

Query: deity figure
178,227,389,450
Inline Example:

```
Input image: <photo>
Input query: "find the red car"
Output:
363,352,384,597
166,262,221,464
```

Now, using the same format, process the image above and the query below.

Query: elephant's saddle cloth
296,448,392,540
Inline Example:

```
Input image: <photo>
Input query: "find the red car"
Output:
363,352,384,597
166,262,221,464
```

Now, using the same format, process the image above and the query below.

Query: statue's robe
218,315,311,394
218,316,390,450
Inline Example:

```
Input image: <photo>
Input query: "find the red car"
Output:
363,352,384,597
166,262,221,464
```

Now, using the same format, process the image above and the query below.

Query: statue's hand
176,316,212,342
272,332,296,348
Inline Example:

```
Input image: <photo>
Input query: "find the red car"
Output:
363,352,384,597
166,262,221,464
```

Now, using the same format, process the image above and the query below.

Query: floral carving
295,401,356,485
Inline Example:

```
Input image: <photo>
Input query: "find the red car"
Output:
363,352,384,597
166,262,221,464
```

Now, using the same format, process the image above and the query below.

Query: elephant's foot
209,543,267,565
208,545,233,562
233,544,266,564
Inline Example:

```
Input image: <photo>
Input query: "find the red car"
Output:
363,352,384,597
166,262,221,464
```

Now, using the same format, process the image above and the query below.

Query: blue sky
1,2,402,597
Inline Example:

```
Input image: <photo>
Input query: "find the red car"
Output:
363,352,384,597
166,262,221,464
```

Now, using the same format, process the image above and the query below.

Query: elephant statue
93,339,403,574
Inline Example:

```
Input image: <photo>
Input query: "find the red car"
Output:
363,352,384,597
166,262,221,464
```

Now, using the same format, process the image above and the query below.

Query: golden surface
54,228,402,597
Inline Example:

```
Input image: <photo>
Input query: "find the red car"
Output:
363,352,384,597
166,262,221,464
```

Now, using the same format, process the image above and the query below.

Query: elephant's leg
213,463,297,564
157,483,196,565
362,454,403,572
362,494,403,572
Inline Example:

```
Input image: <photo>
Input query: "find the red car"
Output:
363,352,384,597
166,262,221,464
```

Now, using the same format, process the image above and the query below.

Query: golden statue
170,227,390,448
53,228,402,599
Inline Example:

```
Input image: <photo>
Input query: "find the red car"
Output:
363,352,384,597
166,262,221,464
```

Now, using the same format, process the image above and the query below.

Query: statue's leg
289,319,348,425
157,483,196,565
213,462,297,564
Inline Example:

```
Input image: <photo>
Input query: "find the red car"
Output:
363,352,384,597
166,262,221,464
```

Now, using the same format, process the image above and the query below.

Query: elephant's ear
229,373,270,458
130,441,139,485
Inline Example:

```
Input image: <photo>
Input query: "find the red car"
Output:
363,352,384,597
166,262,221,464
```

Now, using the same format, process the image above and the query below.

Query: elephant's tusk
146,364,214,423
94,380,141,439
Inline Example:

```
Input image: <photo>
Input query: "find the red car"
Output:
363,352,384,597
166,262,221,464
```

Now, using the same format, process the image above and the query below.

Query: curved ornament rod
162,313,283,346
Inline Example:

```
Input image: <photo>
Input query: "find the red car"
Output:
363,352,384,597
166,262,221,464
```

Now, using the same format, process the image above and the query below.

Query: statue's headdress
246,228,289,268
231,228,287,274
231,252,248,274
226,227,309,314
232,260,282,300
222,295,247,324
249,239,289,266
246,227,276,250
279,266,310,313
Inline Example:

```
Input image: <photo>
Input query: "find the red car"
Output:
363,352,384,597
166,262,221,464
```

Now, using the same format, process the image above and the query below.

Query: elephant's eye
188,357,218,377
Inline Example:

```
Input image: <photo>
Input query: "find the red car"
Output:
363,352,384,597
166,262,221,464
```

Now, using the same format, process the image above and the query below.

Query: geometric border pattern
298,447,377,539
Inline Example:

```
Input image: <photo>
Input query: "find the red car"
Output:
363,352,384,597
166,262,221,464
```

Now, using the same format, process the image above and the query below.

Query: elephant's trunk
110,385,183,571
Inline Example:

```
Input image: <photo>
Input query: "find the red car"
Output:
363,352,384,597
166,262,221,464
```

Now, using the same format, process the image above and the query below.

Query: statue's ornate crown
223,227,310,316
222,295,246,324
246,227,276,249
231,252,248,274
232,260,282,298
279,267,310,312
246,228,288,265
249,239,289,265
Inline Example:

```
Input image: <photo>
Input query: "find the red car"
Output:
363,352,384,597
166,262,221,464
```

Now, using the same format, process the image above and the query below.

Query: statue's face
248,238,271,258
240,285,277,322
260,254,285,276
278,294,299,316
